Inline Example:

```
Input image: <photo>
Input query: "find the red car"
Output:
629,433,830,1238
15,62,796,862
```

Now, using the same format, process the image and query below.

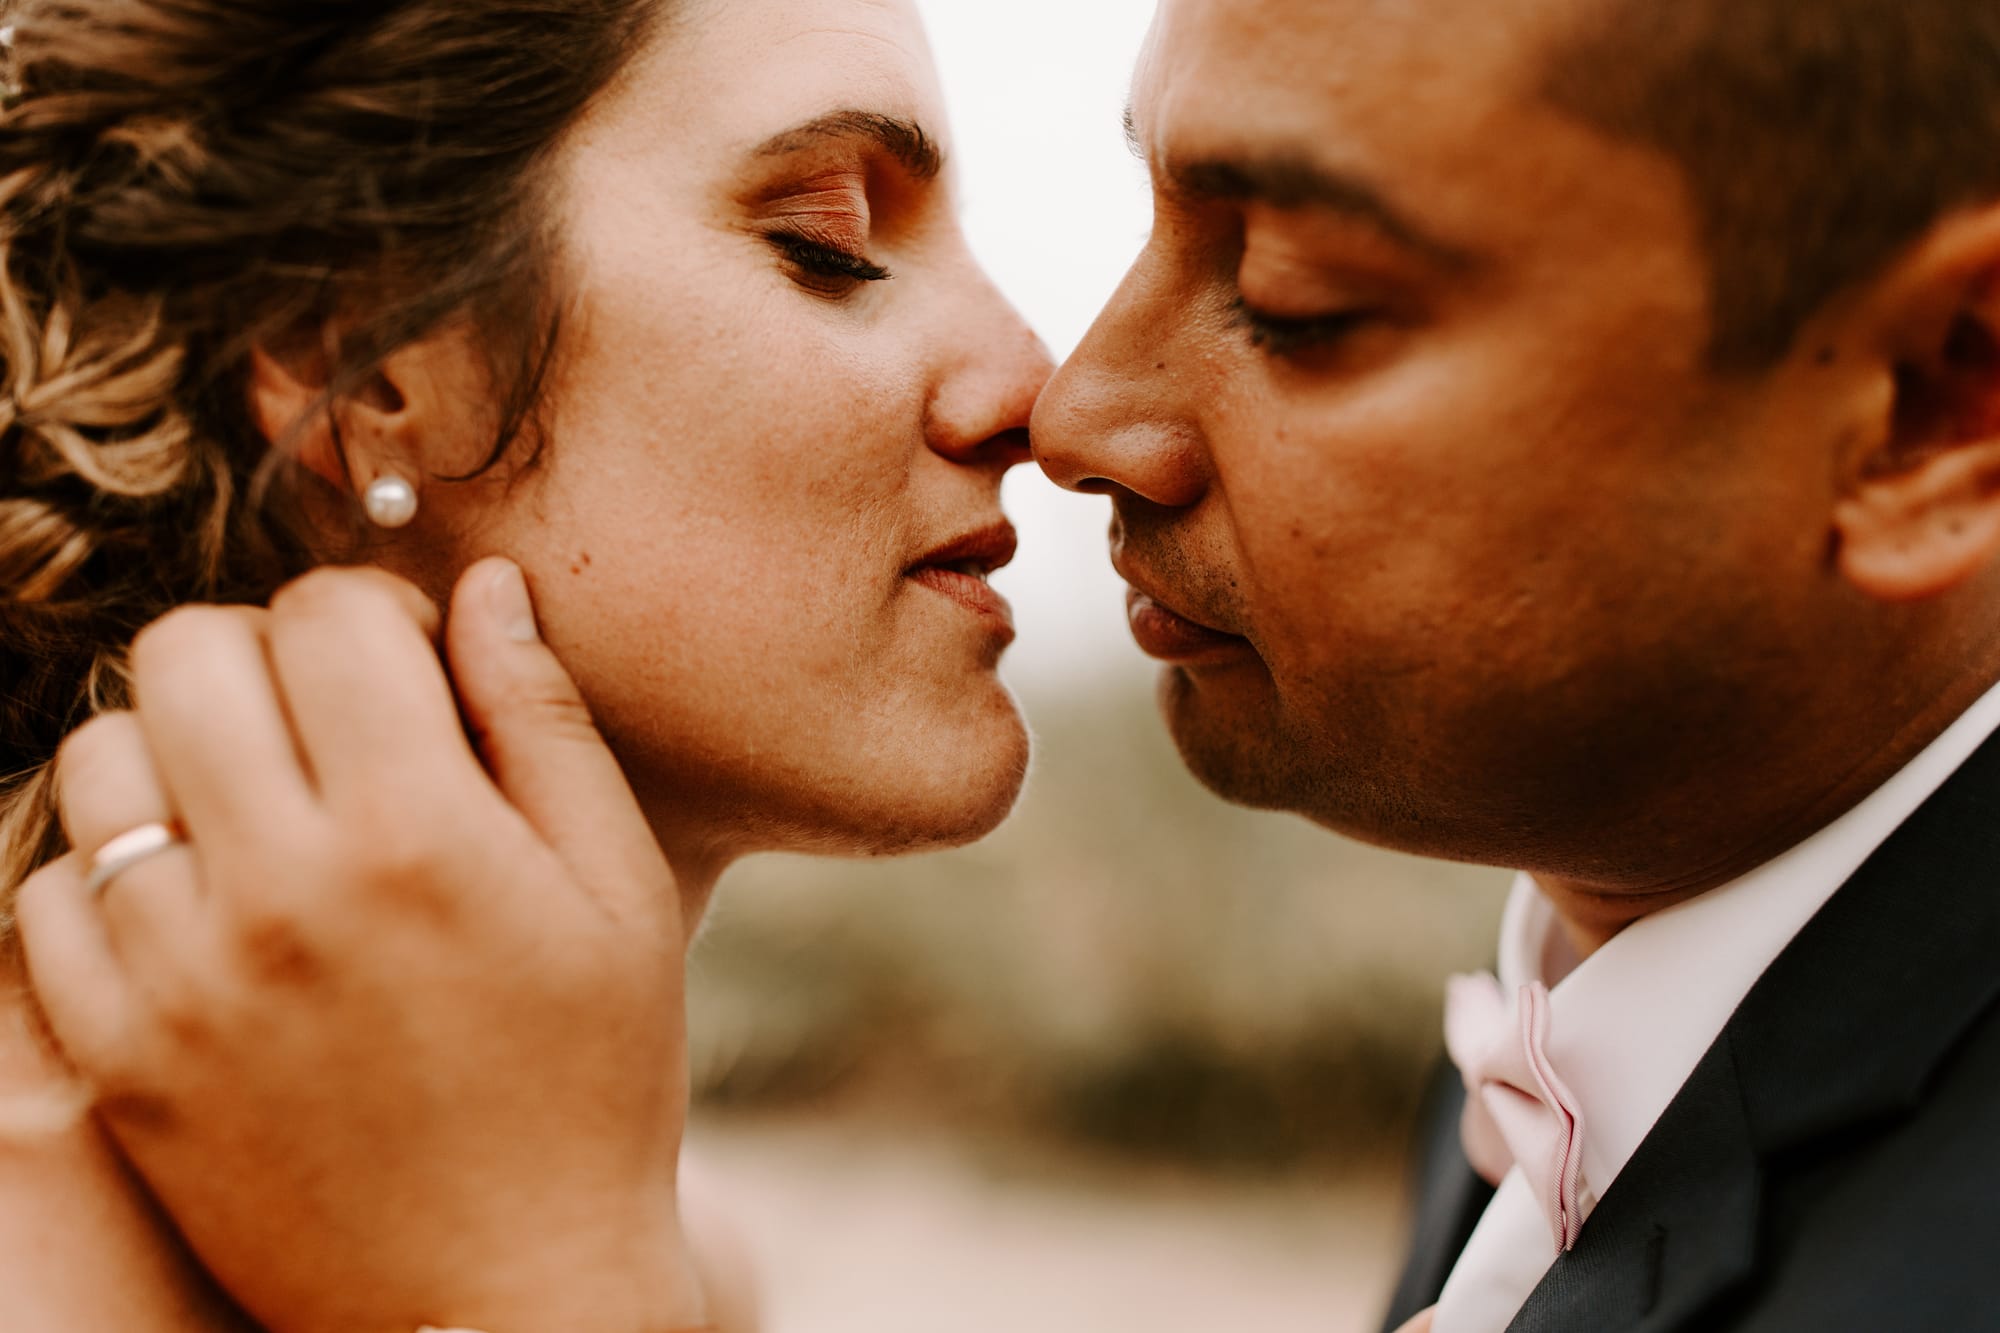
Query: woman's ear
247,334,346,493
248,325,484,500
1834,209,2000,602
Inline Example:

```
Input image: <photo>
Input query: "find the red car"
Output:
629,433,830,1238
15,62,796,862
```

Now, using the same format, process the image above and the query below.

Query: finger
55,713,178,860
48,719,206,998
1391,1308,1437,1333
91,837,208,977
266,567,478,812
445,559,674,922
15,854,136,1081
128,605,317,844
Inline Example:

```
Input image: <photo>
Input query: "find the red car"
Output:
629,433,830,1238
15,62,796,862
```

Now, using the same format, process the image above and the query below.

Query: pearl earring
363,474,419,529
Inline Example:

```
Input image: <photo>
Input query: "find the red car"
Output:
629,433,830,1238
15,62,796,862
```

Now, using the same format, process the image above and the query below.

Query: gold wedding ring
84,821,188,898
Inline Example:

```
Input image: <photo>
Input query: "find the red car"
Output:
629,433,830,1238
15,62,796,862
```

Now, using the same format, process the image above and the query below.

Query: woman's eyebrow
752,110,944,181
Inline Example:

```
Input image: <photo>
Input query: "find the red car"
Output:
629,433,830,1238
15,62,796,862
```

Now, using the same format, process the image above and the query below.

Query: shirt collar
1494,675,2000,1209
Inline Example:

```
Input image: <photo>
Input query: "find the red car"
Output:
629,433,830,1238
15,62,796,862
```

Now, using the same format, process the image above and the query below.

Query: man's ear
247,323,492,504
1834,207,2000,602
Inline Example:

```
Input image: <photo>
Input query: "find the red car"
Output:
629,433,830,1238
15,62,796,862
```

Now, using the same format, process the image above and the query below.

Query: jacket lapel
1509,725,2000,1332
1506,1030,1763,1332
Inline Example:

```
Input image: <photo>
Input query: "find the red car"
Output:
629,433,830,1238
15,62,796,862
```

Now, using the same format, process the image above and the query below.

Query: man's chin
1157,664,1429,851
1156,664,1304,814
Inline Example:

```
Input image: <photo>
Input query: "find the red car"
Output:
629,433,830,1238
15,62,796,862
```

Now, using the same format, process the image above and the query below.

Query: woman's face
397,0,1052,870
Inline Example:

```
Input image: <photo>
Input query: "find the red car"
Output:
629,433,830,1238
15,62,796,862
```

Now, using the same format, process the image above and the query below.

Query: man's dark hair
1544,0,2000,370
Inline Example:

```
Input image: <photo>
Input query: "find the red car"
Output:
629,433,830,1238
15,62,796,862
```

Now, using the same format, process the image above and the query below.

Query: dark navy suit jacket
1381,727,2000,1332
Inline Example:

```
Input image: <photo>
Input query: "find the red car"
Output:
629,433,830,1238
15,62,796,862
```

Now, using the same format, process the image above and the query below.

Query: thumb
1391,1308,1437,1333
445,558,675,927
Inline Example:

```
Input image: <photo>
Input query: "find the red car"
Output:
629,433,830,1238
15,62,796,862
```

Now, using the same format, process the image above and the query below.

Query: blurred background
684,3,1511,1328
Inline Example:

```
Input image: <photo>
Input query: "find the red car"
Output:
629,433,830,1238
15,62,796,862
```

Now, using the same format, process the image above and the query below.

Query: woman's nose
927,292,1055,473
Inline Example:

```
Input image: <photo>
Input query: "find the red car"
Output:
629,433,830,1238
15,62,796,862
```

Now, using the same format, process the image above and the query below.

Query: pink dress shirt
1432,677,2000,1333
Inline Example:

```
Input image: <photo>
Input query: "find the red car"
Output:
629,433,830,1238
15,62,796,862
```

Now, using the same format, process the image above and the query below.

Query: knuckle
214,603,271,636
12,858,75,940
345,565,428,605
54,711,140,791
484,677,598,743
128,605,269,708
538,695,605,757
273,565,425,625
79,1036,163,1101
230,907,324,988
271,565,367,618
355,821,480,928
82,1007,192,1108
147,985,215,1051
129,603,229,674
350,823,456,899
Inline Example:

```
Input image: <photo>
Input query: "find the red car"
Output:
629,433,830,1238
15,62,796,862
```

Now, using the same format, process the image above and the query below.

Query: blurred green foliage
688,678,1508,1176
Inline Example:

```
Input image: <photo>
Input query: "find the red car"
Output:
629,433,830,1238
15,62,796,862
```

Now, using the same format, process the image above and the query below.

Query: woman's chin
914,755,1031,847
822,699,1033,856
644,699,1032,866
844,712,1032,855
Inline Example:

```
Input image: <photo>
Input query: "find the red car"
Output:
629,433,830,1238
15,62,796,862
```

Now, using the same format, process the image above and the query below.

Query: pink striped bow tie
1444,973,1588,1255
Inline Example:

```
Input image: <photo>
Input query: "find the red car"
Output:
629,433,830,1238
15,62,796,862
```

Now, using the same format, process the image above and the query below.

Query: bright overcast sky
913,0,1161,700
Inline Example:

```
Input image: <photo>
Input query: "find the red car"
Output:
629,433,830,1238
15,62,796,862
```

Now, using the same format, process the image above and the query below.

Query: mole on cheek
570,551,595,576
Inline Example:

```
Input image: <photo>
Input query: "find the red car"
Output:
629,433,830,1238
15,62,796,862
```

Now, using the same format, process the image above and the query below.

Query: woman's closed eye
765,228,892,296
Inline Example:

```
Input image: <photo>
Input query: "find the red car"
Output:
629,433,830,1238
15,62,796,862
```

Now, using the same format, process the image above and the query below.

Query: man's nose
1031,263,1209,508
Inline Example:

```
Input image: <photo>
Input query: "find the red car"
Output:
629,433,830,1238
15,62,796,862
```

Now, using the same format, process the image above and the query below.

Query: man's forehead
1132,0,1581,148
1128,0,1709,322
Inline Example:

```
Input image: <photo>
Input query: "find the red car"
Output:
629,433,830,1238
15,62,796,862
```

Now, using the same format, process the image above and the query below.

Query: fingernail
488,561,540,643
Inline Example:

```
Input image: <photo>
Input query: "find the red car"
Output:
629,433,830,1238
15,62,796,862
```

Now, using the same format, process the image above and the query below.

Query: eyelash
1231,296,1374,356
766,231,892,294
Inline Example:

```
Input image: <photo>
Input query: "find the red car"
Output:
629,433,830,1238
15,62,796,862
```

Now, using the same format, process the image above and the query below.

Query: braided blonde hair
0,0,666,920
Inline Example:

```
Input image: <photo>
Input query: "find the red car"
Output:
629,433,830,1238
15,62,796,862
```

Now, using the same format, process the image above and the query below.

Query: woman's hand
0,979,255,1333
15,561,709,1333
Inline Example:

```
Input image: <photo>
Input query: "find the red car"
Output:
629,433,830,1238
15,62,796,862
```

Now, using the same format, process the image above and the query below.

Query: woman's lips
1126,587,1252,664
909,565,1016,643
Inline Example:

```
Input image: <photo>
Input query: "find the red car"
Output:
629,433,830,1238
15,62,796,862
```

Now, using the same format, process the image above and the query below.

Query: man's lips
1124,586,1252,664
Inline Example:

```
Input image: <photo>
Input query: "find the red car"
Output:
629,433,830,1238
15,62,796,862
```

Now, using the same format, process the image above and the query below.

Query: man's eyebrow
752,110,943,181
1170,154,1478,271
1123,103,1144,160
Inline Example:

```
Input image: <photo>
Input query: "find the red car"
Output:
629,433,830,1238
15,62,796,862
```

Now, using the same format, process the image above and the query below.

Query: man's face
1033,0,1874,876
